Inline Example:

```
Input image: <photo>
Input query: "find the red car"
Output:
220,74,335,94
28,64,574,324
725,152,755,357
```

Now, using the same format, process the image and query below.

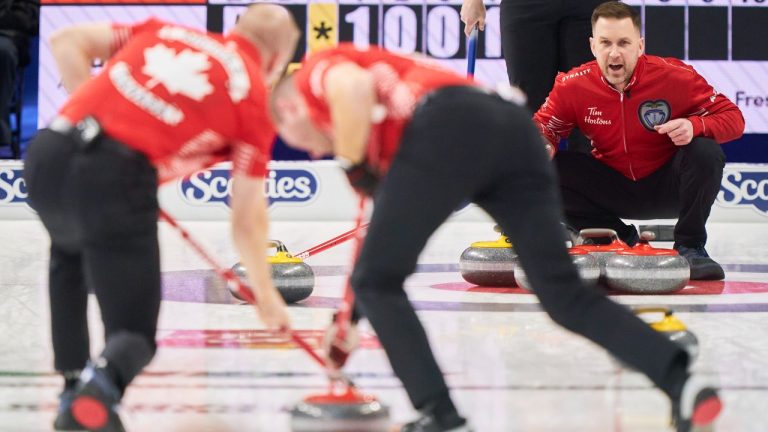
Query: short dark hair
592,1,641,32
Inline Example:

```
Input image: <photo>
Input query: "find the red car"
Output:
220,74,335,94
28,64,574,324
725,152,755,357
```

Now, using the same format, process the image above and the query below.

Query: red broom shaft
158,209,327,368
295,222,370,260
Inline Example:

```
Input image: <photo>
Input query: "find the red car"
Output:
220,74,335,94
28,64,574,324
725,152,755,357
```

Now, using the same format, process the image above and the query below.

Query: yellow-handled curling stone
458,225,517,287
613,306,699,370
635,306,699,362
231,240,314,303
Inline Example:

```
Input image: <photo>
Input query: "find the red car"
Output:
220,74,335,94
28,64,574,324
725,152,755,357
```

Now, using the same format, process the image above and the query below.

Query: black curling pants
351,87,688,411
24,127,159,387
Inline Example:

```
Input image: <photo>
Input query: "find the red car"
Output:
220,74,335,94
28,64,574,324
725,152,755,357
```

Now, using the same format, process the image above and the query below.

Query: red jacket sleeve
532,73,577,149
683,65,745,144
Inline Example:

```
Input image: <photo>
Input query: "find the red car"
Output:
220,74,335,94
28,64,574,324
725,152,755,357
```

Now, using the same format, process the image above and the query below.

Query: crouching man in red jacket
534,1,745,280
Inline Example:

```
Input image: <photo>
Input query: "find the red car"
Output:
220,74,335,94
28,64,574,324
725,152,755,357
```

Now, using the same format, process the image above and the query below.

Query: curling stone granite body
231,240,314,303
604,243,690,294
514,248,601,291
459,236,517,287
290,391,390,432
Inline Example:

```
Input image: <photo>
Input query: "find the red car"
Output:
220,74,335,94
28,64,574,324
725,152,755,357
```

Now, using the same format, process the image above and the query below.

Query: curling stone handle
639,231,657,243
267,239,289,254
579,228,619,240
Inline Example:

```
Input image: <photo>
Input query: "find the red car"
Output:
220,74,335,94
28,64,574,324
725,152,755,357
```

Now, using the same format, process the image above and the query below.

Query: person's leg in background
556,140,727,280
559,1,602,73
670,137,726,279
501,0,597,152
554,151,642,245
500,0,558,113
557,0,604,153
0,35,18,151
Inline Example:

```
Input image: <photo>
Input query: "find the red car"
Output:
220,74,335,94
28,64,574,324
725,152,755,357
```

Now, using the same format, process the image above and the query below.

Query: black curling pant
555,139,726,248
24,128,159,386
351,87,688,411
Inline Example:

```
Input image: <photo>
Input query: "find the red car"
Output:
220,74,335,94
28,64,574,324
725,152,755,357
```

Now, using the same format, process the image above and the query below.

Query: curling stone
459,227,517,287
571,228,632,279
290,386,390,432
634,306,699,363
231,240,314,304
604,232,690,294
513,248,601,291
569,248,601,286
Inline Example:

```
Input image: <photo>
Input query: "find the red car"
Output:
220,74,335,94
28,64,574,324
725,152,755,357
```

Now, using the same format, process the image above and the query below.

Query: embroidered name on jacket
584,106,612,125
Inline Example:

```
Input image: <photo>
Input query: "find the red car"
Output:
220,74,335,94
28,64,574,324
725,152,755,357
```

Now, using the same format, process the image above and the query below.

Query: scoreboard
624,0,768,61
39,0,768,132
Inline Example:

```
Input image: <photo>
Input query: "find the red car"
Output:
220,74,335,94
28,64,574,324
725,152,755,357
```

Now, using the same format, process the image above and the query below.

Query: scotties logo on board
180,167,318,207
717,169,768,216
0,168,27,204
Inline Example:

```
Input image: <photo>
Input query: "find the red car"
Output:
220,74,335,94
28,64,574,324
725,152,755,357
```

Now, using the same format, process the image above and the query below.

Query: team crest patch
638,100,671,131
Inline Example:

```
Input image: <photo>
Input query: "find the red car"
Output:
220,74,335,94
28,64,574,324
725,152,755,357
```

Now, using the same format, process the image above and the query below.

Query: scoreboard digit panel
643,0,685,59
381,0,423,55
424,3,465,59
338,1,380,48
733,2,768,60
688,1,728,61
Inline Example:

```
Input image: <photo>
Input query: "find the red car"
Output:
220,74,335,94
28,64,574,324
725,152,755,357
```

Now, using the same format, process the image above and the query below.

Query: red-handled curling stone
459,226,517,287
231,240,314,303
290,385,390,432
604,231,690,294
571,228,632,281
513,247,600,291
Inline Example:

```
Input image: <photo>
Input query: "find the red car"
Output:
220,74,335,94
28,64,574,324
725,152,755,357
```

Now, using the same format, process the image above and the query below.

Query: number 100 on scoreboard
330,0,501,59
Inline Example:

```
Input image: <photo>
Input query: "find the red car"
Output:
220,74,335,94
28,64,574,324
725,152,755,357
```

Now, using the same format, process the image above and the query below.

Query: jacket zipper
619,92,637,180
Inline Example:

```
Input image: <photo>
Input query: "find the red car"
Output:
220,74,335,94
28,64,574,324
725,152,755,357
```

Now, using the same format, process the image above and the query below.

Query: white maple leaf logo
142,43,214,101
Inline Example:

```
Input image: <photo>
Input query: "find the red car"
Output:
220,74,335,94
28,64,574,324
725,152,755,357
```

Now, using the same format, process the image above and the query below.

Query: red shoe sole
71,396,108,430
691,396,722,426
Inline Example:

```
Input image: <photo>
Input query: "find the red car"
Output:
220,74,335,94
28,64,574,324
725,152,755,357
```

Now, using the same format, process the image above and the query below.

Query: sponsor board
178,165,318,208
717,164,768,217
0,166,26,205
2,160,767,223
